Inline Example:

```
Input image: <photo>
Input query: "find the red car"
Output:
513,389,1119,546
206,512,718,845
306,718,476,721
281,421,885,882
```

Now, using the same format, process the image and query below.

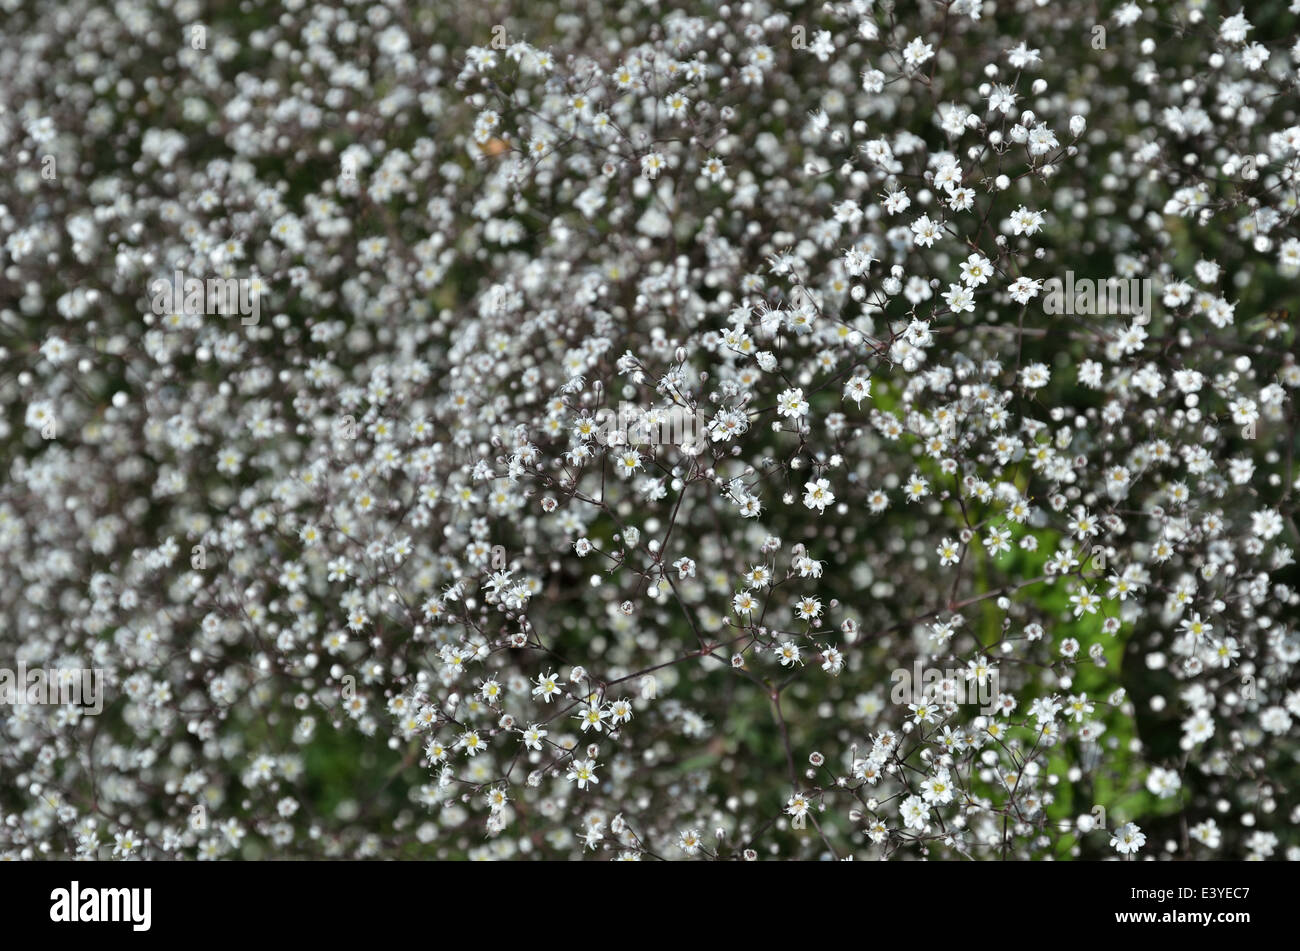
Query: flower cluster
1,0,1298,861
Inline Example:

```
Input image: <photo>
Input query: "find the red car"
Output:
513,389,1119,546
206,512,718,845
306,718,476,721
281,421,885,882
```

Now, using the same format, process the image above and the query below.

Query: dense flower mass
1,0,1298,861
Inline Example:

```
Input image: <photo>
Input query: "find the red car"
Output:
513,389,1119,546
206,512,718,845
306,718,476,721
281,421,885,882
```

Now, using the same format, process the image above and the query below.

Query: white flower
1110,822,1147,855
777,387,809,418
567,758,600,790
1020,362,1051,388
803,478,835,512
902,38,934,67
900,794,930,830
1009,206,1044,235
